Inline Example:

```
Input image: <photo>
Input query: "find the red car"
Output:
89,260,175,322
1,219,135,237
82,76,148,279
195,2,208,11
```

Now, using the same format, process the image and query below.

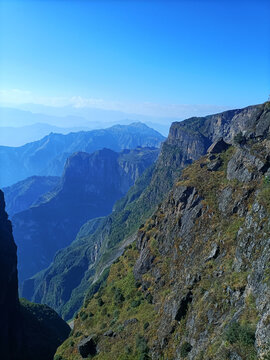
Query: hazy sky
0,0,269,118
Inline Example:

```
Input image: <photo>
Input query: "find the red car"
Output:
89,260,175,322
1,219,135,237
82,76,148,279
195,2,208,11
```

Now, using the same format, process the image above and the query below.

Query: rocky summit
55,102,270,360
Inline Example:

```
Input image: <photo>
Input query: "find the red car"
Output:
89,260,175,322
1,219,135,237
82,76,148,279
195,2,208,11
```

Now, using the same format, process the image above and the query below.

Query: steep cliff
0,190,70,360
55,102,270,359
23,103,270,323
0,190,22,359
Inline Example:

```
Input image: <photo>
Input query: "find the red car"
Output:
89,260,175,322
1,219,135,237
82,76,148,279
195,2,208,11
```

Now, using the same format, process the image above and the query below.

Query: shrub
125,345,132,354
258,186,270,212
136,335,149,358
139,354,150,360
117,324,124,332
144,322,150,330
80,311,88,321
98,298,104,306
234,132,246,145
74,331,82,338
180,342,192,357
264,176,270,185
101,308,107,315
131,299,141,308
54,356,63,360
110,319,116,327
225,321,255,345
145,293,153,304
225,322,240,343
114,288,125,304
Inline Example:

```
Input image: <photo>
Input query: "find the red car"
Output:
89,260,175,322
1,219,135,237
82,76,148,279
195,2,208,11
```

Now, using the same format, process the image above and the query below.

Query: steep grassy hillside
56,102,270,360
57,137,270,359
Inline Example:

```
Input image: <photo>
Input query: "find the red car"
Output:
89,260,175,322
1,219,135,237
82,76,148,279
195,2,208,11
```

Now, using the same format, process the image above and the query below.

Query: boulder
103,329,114,337
207,158,222,171
205,243,220,262
123,318,138,327
78,335,97,358
207,138,230,154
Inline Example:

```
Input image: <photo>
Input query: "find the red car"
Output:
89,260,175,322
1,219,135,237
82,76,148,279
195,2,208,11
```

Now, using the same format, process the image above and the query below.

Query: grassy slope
56,145,269,360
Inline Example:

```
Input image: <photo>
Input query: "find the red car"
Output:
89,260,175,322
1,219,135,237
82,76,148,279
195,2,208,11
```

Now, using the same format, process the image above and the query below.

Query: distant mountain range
0,106,171,147
0,122,165,187
11,146,159,283
0,123,95,147
0,107,89,128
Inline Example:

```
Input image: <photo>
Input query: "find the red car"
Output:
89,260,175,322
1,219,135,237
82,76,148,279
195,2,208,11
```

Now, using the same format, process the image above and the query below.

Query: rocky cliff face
14,147,159,283
0,190,70,360
56,102,270,360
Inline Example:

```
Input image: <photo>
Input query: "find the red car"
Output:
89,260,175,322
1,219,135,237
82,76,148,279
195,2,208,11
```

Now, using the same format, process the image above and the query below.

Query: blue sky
0,0,269,118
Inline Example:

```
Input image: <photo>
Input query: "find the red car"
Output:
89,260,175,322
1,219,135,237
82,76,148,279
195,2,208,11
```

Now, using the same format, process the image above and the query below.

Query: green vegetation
136,335,149,359
55,103,270,359
55,141,269,360
54,356,63,360
234,132,246,145
258,176,270,212
19,298,70,360
225,321,255,345
56,246,158,359
180,342,192,357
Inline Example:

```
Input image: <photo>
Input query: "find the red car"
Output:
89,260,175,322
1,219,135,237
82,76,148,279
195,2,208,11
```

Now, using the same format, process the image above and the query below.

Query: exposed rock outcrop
207,138,230,154
77,335,97,358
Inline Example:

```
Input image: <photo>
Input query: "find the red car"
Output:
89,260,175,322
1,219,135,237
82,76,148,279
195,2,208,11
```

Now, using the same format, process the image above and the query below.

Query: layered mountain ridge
3,175,60,217
0,122,164,187
22,103,269,324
